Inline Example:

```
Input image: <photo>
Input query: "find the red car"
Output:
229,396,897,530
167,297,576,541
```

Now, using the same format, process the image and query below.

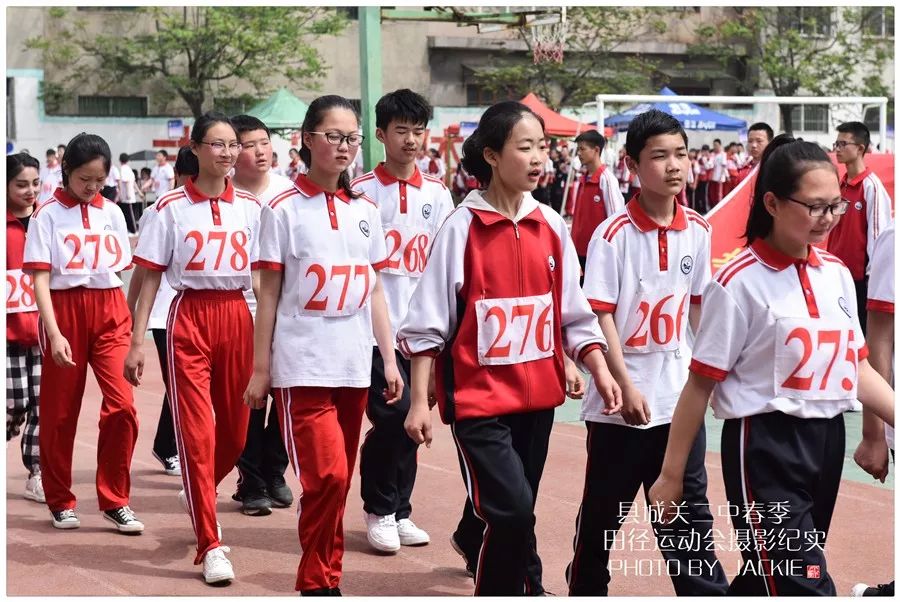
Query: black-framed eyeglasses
784,196,850,217
832,140,862,150
200,140,242,153
308,131,365,147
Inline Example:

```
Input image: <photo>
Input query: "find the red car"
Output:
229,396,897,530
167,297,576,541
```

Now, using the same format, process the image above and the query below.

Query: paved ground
6,337,894,596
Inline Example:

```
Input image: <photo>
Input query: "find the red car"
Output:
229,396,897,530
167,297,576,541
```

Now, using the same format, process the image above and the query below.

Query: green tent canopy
246,87,309,132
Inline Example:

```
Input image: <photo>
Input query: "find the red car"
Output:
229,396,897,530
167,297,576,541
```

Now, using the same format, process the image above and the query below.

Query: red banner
707,153,896,274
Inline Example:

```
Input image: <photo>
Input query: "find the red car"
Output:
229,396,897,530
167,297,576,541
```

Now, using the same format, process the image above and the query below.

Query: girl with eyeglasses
244,94,402,596
649,134,894,595
125,112,262,585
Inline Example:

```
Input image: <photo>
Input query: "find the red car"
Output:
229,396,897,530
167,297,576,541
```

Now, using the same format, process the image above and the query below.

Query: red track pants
38,287,137,512
275,386,368,591
166,289,252,564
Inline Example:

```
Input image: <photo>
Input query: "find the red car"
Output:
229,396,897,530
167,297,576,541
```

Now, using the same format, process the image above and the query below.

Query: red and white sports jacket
396,190,607,423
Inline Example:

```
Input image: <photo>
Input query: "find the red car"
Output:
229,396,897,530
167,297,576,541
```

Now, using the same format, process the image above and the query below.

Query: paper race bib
382,223,431,278
297,258,374,317
175,226,250,277
621,287,689,353
55,228,131,275
475,293,555,366
6,269,37,314
773,317,858,401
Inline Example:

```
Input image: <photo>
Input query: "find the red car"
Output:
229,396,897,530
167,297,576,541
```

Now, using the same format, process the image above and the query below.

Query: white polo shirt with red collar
582,197,711,427
690,239,868,420
258,174,389,389
351,163,454,338
23,188,131,289
132,177,261,292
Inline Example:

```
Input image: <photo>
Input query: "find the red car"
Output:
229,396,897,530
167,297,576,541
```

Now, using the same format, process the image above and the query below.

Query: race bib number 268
475,293,555,366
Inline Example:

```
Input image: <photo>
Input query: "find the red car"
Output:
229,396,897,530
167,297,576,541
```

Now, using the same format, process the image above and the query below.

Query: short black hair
45,148,56,158
7,152,40,184
701,144,710,151
156,149,169,159
57,144,66,152
190,111,236,145
624,109,688,161
231,114,271,139
375,89,433,131
713,138,722,145
119,152,130,163
461,101,545,186
60,133,111,187
574,130,606,152
836,121,871,153
748,122,774,141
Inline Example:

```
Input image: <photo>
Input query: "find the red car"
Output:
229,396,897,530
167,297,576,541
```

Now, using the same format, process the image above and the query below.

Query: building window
77,95,148,117
863,7,894,38
779,7,833,37
466,84,517,107
788,105,829,133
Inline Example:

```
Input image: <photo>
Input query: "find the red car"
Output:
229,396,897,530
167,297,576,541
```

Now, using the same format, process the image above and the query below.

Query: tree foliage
26,7,348,118
691,7,893,133
474,7,668,110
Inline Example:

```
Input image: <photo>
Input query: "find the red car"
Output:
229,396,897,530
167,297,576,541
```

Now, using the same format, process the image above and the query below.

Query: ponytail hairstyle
60,133,111,187
7,152,40,184
300,95,361,199
174,145,199,179
461,101,545,186
743,133,836,244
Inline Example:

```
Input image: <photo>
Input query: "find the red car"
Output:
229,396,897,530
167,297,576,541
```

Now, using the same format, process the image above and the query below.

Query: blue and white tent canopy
604,87,747,132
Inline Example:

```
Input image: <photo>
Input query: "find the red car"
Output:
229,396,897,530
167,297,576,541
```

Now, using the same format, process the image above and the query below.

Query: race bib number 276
475,293,555,366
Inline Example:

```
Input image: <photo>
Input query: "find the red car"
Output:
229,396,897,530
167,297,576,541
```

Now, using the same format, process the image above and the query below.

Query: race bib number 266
475,293,555,366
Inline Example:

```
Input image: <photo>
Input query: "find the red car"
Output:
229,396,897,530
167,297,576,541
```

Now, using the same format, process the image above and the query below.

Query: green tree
474,7,668,110
26,7,348,118
692,7,893,133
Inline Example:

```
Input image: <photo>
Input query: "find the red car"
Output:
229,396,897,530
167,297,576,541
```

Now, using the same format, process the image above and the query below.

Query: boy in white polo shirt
568,110,727,595
229,114,295,517
351,89,454,553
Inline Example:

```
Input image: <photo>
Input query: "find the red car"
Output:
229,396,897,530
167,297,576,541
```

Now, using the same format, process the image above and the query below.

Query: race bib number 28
476,293,555,366
774,318,858,401
6,269,36,314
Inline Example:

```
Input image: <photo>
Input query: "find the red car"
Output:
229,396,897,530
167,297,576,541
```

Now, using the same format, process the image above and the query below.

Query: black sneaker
851,582,895,596
268,479,293,508
103,505,145,533
152,451,181,476
240,492,272,516
450,533,476,578
51,508,81,529
299,587,332,596
329,588,342,596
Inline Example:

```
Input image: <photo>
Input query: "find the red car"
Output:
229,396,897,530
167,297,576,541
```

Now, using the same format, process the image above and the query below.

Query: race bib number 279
475,293,555,366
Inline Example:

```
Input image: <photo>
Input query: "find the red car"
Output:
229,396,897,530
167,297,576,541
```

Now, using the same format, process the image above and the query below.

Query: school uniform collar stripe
184,176,235,203
841,167,872,188
461,189,541,225
374,163,423,188
293,173,352,203
625,196,687,233
749,238,822,271
584,165,605,184
53,187,105,209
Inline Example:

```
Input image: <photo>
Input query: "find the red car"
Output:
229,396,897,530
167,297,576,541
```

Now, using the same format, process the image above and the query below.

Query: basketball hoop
530,8,567,64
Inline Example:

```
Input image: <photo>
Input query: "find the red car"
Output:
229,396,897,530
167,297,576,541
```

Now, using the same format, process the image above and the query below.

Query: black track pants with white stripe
451,408,554,596
721,411,843,596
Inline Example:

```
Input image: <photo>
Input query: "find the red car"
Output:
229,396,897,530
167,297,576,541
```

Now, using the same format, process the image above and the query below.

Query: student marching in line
567,110,728,596
7,153,45,504
126,113,261,585
125,146,199,478
649,134,895,595
350,89,454,553
243,95,403,596
23,133,142,533
229,114,294,517
399,101,622,596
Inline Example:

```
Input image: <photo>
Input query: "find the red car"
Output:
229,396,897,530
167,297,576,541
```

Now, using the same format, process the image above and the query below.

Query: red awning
519,92,597,138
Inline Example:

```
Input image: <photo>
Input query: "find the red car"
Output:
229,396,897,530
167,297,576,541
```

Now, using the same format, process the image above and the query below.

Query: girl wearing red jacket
399,101,622,595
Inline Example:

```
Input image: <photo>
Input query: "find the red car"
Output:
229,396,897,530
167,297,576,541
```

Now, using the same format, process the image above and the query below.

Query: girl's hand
591,364,622,415
565,357,585,399
123,344,143,385
620,383,651,426
647,473,684,524
243,370,271,410
383,362,404,404
405,403,433,448
50,333,76,368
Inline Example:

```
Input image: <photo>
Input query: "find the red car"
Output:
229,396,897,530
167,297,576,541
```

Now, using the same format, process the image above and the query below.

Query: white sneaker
364,512,400,552
179,489,222,541
202,546,234,584
51,508,81,529
103,505,145,533
24,473,45,503
397,518,430,546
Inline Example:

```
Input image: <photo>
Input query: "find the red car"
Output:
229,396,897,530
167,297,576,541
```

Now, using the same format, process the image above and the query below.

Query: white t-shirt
105,165,120,188
151,163,176,196
711,151,727,183
866,224,895,449
257,174,388,389
351,164,455,338
690,240,867,420
23,189,131,289
581,199,712,427
118,165,137,203
137,205,178,330
38,164,63,206
133,177,261,292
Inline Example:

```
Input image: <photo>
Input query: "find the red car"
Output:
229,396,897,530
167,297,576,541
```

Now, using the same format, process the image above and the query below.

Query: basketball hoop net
530,8,567,64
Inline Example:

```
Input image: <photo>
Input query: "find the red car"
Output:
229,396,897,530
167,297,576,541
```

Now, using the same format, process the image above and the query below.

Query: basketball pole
359,7,383,172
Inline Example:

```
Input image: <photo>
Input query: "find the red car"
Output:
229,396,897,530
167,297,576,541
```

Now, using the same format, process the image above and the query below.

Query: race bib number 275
774,318,858,401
